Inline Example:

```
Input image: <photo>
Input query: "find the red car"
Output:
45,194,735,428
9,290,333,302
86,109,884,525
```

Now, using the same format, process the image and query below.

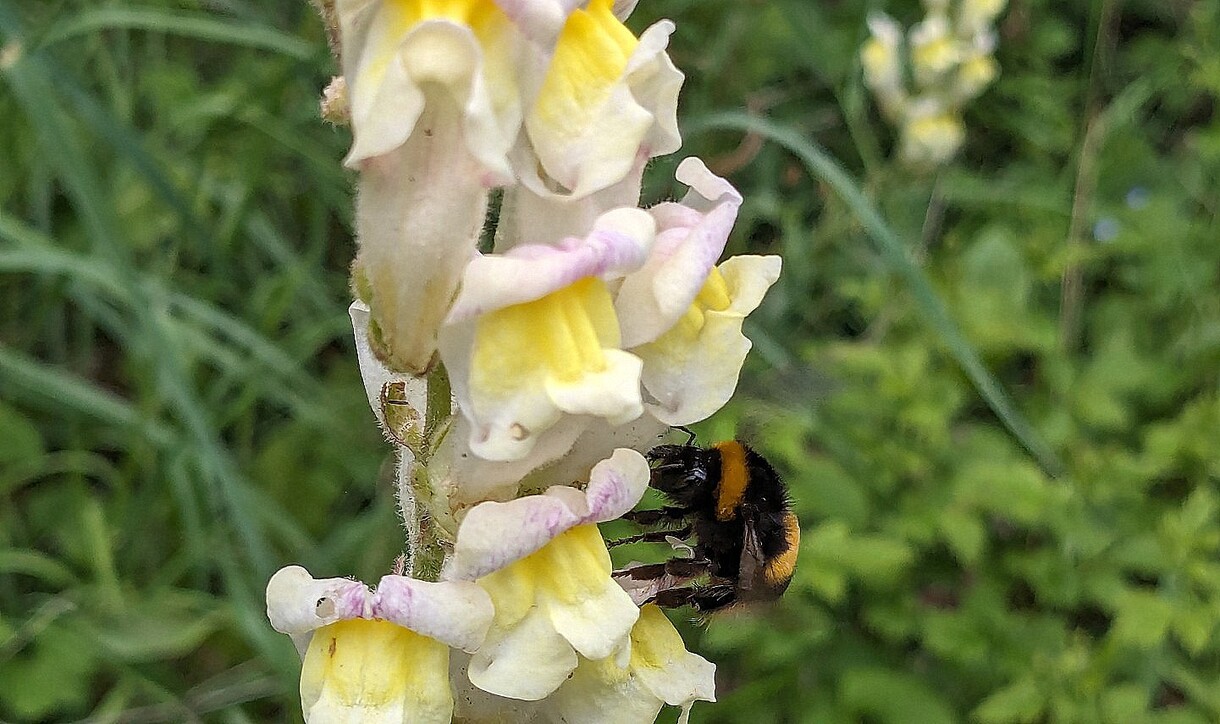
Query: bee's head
646,444,716,505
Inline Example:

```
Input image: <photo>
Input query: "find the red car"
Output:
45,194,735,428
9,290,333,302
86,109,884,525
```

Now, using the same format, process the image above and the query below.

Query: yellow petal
472,277,620,392
532,0,639,134
301,619,452,723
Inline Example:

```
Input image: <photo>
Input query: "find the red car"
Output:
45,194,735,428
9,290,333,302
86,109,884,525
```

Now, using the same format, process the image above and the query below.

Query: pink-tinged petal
266,566,370,638
446,494,583,581
444,449,650,580
446,208,655,323
372,576,493,653
583,448,652,522
617,158,744,348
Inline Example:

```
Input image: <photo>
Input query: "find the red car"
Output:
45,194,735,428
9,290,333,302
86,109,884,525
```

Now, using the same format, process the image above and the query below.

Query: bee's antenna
676,425,697,446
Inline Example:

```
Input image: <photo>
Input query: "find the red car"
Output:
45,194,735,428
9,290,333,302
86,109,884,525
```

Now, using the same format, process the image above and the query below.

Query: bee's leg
621,506,689,527
676,425,697,446
663,557,711,577
606,525,694,548
618,562,670,580
687,582,737,614
651,586,697,608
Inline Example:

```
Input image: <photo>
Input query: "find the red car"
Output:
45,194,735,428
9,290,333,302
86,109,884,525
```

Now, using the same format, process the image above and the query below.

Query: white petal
630,606,716,714
517,415,670,494
349,301,427,432
266,566,370,639
354,102,489,374
340,8,518,178
541,658,662,724
638,255,781,425
641,311,752,426
517,19,682,200
468,607,579,701
494,160,645,253
544,580,639,661
450,651,543,723
545,348,644,424
428,414,592,506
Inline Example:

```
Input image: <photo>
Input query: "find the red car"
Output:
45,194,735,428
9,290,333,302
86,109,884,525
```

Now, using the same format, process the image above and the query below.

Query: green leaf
1111,589,1175,650
83,589,226,662
974,678,1045,724
0,401,43,465
839,667,957,724
38,8,315,59
0,623,97,720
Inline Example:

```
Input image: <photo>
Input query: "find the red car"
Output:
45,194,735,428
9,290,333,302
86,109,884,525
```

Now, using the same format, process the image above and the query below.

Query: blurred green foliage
1,0,1218,721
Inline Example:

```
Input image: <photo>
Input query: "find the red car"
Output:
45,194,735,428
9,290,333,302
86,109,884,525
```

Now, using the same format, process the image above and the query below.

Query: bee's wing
739,515,765,593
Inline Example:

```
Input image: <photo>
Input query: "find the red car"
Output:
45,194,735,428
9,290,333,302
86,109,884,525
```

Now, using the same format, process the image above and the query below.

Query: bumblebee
613,440,799,614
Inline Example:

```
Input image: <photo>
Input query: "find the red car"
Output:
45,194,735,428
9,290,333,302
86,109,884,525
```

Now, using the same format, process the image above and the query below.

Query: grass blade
685,111,1065,478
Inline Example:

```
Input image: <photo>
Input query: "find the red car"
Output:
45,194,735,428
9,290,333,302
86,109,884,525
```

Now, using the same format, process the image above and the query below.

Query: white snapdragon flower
428,160,776,499
909,12,960,85
266,566,493,723
339,0,532,374
439,207,655,462
444,449,650,700
900,97,966,166
952,31,1000,101
618,158,781,425
512,0,683,201
861,12,906,116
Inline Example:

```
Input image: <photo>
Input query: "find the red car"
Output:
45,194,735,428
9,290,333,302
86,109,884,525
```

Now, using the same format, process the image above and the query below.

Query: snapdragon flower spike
443,449,650,700
339,0,525,374
513,0,682,200
440,207,655,461
266,566,493,723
